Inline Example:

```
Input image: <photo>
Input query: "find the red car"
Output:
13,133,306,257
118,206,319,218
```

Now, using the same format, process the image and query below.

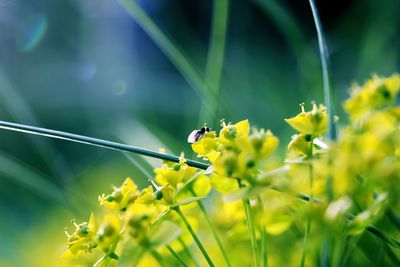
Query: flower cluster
63,74,400,267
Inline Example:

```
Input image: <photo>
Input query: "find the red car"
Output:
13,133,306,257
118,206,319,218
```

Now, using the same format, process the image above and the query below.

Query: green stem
174,207,215,267
300,143,314,267
0,120,208,170
257,196,268,267
191,189,232,267
116,0,215,111
238,180,259,267
243,198,259,267
178,237,201,267
308,0,336,140
199,0,230,125
151,249,167,267
260,228,268,267
166,245,189,267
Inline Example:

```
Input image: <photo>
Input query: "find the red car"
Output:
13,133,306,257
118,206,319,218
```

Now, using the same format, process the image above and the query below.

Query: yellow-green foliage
62,74,400,267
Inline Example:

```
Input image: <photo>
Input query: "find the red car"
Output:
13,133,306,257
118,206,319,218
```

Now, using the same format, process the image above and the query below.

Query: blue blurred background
0,0,399,265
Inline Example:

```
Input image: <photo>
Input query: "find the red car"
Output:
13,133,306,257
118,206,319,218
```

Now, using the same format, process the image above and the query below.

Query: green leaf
148,221,183,248
256,165,290,186
175,196,206,206
223,187,262,202
117,243,145,267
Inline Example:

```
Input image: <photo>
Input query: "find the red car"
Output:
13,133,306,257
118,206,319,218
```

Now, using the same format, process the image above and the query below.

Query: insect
187,125,210,143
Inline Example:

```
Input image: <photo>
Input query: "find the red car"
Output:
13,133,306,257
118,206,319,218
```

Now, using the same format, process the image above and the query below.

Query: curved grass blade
308,0,336,140
199,0,230,125
116,0,212,110
0,120,209,170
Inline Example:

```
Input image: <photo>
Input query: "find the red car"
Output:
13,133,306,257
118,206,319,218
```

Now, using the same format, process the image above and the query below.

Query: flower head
285,102,328,136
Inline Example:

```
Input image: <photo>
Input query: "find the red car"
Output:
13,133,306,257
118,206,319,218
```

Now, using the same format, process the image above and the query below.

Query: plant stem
116,0,215,112
300,143,314,267
243,198,259,267
0,120,208,170
238,180,259,267
151,249,167,267
260,228,268,267
166,245,189,267
199,0,230,125
191,189,232,267
178,237,201,267
308,0,336,140
174,207,215,267
257,196,268,267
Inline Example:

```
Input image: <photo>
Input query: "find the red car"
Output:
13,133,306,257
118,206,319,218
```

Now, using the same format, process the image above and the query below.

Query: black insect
187,126,210,143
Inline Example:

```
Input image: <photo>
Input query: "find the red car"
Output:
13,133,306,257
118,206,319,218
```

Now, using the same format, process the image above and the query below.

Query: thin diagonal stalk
257,196,268,267
178,237,201,267
174,207,215,267
199,0,230,125
243,198,259,267
116,0,211,110
151,249,167,267
237,180,259,267
308,0,336,140
0,120,208,170
300,143,314,267
260,228,268,267
190,188,232,267
166,245,189,267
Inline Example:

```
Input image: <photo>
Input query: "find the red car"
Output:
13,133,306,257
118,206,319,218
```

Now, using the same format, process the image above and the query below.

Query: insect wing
187,130,199,143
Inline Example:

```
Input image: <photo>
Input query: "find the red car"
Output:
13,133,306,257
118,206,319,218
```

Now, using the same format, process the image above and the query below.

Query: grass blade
116,0,212,110
199,0,230,124
308,0,336,140
0,120,209,170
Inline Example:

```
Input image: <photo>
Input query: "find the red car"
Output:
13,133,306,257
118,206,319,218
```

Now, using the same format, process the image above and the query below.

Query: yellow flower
191,131,220,161
285,103,328,136
219,119,250,148
63,213,97,258
287,133,311,155
98,178,138,211
249,129,279,158
344,74,400,120
126,202,162,242
154,155,197,187
210,173,239,193
97,214,121,254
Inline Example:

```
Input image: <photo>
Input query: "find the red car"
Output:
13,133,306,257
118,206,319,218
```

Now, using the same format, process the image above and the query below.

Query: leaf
148,221,183,248
256,165,290,185
284,156,307,164
152,208,171,227
117,243,145,267
223,187,262,202
313,138,329,149
175,196,205,206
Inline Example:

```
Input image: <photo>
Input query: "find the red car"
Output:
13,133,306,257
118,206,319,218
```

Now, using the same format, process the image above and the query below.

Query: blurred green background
0,0,399,265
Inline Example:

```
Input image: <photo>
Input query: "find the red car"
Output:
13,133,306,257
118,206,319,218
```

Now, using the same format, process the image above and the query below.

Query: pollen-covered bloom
285,102,328,136
191,130,219,161
97,214,121,254
98,177,138,211
344,74,400,121
64,213,97,258
154,154,197,187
